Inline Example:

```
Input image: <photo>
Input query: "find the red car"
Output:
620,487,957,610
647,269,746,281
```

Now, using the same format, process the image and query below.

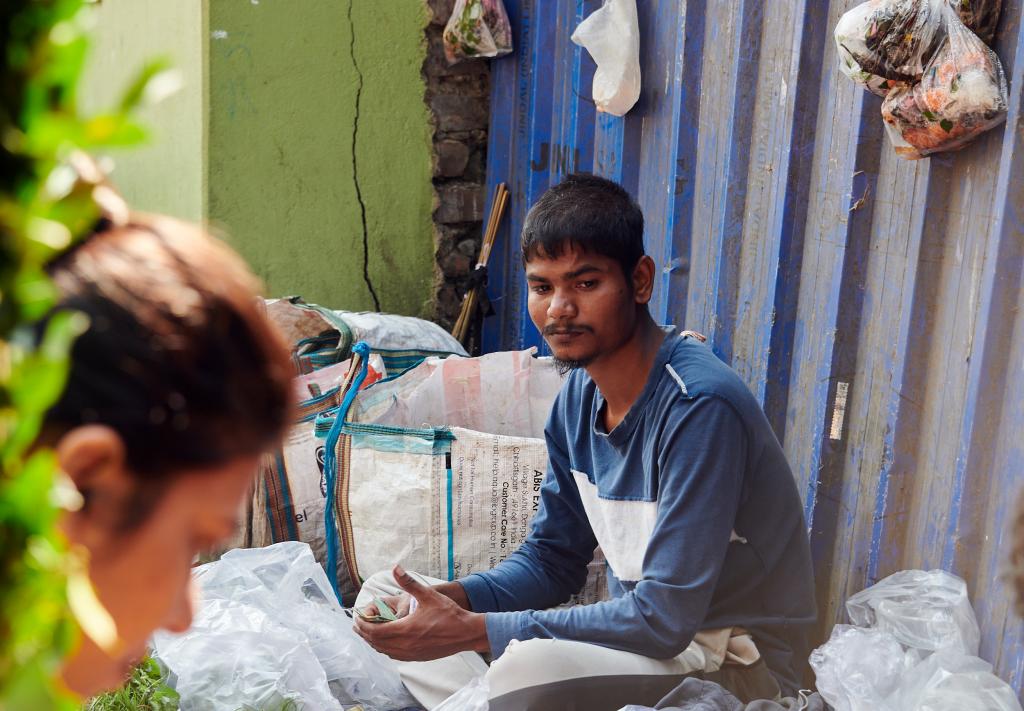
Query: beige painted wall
80,0,205,223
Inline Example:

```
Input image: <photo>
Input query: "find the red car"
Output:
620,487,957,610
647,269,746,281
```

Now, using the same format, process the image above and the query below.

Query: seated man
355,174,816,710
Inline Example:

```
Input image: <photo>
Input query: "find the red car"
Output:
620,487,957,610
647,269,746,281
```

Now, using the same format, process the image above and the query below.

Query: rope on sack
323,341,372,603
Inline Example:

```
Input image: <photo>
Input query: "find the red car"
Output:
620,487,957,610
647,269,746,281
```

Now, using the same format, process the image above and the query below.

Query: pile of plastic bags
810,569,1021,711
152,542,419,711
834,0,1008,158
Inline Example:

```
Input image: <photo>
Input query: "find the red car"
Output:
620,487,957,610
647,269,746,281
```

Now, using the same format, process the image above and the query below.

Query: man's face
526,245,639,371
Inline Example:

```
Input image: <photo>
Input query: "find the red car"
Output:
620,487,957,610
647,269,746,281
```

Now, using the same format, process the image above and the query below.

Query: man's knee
486,639,686,711
486,639,570,690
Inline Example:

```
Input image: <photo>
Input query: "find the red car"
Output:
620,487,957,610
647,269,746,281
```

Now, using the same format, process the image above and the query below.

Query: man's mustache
543,324,594,336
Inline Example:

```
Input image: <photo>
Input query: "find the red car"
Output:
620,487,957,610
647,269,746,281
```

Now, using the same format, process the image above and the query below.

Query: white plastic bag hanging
443,0,513,65
571,0,641,117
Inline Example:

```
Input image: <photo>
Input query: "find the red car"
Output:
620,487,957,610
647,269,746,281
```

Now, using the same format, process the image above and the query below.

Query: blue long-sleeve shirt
459,328,816,693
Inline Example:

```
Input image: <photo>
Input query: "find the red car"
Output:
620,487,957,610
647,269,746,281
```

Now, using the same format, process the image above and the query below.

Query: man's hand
354,565,490,662
359,593,413,621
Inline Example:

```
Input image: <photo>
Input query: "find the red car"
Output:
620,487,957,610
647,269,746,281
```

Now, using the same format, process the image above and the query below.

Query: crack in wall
347,0,381,311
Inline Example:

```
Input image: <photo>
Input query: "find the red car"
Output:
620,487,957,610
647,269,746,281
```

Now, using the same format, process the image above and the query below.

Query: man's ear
631,255,656,305
56,425,133,550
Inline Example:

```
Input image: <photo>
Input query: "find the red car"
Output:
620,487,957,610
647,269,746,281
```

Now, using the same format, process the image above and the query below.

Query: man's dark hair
521,173,645,277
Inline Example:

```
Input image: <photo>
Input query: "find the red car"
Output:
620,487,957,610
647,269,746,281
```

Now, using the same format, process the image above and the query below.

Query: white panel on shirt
571,469,748,584
571,470,657,583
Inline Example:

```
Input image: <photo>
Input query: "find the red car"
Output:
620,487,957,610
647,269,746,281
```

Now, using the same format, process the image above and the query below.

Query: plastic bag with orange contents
881,2,1007,158
835,0,948,92
443,0,513,65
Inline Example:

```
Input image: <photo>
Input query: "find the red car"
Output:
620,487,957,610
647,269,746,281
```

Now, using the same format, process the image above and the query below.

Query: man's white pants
357,570,764,711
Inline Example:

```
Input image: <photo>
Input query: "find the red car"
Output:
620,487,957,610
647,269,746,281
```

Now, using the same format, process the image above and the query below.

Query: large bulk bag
265,296,468,374
256,345,607,606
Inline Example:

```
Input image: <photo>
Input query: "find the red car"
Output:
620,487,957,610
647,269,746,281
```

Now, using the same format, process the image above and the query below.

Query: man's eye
531,285,551,294
578,280,597,289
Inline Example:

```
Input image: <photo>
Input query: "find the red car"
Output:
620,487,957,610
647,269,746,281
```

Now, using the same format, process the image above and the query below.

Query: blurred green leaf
1,0,161,706
117,59,174,112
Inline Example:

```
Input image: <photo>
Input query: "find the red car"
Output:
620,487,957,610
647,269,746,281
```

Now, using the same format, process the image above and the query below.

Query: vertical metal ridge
548,0,588,183
685,0,764,357
943,3,1024,576
805,91,887,633
594,105,624,180
733,0,820,410
761,0,830,439
481,0,522,354
710,0,766,366
865,159,934,584
666,0,708,328
636,0,696,324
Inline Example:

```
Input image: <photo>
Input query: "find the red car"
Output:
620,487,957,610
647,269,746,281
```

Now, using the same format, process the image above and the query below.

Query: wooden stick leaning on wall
452,183,509,345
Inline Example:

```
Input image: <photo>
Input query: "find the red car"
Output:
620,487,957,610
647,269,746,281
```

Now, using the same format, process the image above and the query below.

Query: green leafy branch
1,1,176,708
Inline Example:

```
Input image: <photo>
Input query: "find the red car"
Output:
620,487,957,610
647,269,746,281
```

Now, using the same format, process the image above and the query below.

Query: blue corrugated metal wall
482,0,1024,690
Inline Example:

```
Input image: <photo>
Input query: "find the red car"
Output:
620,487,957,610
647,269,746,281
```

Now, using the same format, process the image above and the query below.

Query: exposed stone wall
424,0,491,348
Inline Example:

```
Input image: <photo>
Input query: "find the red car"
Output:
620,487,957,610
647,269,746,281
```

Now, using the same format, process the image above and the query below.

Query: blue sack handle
323,341,372,603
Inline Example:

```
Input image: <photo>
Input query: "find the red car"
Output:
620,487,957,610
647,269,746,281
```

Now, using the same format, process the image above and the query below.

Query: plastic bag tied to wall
836,0,949,84
881,2,1008,158
443,0,513,65
835,0,1008,158
571,0,641,117
809,569,1022,711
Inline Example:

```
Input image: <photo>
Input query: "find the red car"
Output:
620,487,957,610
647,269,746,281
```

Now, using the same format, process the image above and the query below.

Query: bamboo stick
452,183,508,344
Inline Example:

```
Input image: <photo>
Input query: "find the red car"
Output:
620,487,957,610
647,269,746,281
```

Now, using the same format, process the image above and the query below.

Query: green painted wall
83,1,436,316
80,0,205,223
207,1,435,315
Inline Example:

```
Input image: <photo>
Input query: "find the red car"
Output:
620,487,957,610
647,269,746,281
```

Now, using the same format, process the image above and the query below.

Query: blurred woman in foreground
39,200,292,696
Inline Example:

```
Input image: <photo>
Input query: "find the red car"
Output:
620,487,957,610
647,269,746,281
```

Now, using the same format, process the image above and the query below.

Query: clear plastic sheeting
433,675,490,711
571,0,641,116
811,569,1021,711
888,649,1024,711
845,569,980,655
152,542,417,711
809,626,910,711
